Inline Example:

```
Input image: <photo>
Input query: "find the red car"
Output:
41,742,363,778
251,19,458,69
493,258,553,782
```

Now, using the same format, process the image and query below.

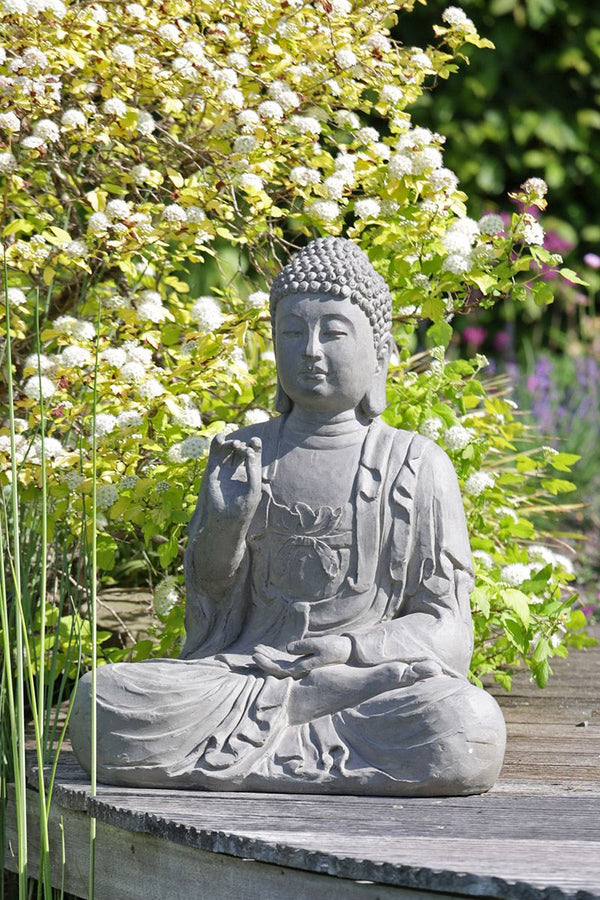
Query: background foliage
0,0,594,721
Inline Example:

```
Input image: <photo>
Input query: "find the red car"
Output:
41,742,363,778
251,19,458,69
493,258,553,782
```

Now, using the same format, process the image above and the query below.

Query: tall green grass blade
3,242,28,900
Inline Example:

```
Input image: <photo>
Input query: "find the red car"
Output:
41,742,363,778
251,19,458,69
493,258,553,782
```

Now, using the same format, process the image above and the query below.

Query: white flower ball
112,44,135,67
444,424,472,451
120,362,146,383
23,375,56,400
0,151,17,173
258,100,284,121
246,291,269,310
63,240,88,259
179,435,209,459
0,111,21,133
238,172,263,192
117,409,144,429
61,345,92,368
419,417,443,440
105,199,131,221
500,563,532,586
191,296,225,331
335,48,358,68
478,213,505,235
100,347,127,367
72,320,96,340
388,153,413,178
354,198,380,220
137,297,167,323
521,177,548,197
137,377,164,400
153,576,179,617
158,23,181,43
307,200,340,222
464,471,495,496
87,212,110,235
33,118,59,142
103,98,127,118
96,483,119,509
442,253,472,275
7,286,27,305
61,108,86,129
93,412,117,436
136,110,155,135
162,203,187,224
244,408,270,425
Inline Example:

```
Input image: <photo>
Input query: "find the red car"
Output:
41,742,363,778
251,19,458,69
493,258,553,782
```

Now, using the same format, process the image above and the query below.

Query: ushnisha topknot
270,236,393,350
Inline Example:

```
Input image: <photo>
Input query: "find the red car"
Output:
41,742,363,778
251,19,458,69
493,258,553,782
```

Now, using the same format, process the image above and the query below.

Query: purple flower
463,325,487,349
493,331,512,353
583,252,600,269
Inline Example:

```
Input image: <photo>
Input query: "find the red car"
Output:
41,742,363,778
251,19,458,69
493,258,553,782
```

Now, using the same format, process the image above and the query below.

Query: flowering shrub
0,0,591,689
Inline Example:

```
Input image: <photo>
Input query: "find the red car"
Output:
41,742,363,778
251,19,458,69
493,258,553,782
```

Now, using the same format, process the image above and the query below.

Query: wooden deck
5,626,600,900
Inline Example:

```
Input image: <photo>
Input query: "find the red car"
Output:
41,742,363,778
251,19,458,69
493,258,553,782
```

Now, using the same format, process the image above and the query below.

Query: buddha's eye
322,327,347,339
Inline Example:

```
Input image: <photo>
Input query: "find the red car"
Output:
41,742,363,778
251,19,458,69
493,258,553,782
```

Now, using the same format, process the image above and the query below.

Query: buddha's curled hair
270,236,393,350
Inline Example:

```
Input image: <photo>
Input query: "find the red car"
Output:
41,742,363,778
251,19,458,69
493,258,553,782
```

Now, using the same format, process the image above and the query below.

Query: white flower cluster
419,417,443,440
354,198,380,220
153,576,179,617
528,544,574,574
171,394,203,429
290,165,321,187
518,217,545,247
472,549,494,570
60,345,92,368
191,296,225,331
136,289,169,324
464,470,495,496
96,483,119,509
307,199,340,222
244,408,270,425
478,213,505,236
521,177,548,197
246,290,269,310
441,217,480,274
444,424,473,451
441,6,476,32
53,315,96,340
500,562,532,587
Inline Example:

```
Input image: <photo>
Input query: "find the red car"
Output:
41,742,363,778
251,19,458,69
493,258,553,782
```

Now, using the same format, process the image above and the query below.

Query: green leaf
541,478,577,495
502,588,530,627
567,609,587,631
426,320,453,348
558,268,588,286
550,452,580,472
470,273,497,294
471,586,491,618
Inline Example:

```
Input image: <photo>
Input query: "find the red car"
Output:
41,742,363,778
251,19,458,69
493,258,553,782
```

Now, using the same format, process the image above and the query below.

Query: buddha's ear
359,334,395,419
274,375,292,413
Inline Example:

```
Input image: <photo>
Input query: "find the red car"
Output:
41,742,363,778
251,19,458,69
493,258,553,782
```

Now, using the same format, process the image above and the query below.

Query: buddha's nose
303,329,323,359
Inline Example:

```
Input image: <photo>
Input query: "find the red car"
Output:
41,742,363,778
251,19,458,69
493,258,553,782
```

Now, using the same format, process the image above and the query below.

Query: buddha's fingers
244,437,262,494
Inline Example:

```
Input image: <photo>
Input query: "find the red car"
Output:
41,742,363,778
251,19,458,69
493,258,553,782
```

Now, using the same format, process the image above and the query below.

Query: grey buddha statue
70,236,506,796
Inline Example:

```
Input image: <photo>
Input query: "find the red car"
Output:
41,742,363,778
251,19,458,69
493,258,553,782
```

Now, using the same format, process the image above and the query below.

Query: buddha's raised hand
206,434,263,525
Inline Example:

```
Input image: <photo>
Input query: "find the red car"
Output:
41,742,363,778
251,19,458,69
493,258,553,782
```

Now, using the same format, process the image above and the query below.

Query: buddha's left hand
253,636,352,679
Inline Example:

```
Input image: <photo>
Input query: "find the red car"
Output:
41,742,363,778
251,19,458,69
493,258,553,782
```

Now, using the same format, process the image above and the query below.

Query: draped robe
70,416,506,796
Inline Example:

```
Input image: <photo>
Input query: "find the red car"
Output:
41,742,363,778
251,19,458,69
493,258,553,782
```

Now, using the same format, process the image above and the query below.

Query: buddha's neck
285,406,368,439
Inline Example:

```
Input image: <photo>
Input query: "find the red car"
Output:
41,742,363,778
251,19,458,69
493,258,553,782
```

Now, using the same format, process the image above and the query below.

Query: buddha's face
274,292,383,414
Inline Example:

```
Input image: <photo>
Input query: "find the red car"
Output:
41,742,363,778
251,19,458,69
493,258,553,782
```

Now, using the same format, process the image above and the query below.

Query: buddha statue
70,236,506,796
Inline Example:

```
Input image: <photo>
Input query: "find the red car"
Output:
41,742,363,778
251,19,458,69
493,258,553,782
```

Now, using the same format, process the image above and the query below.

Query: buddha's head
270,237,394,419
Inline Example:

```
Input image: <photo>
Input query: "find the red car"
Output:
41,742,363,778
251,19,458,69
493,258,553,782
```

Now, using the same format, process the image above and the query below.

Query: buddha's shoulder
381,421,455,477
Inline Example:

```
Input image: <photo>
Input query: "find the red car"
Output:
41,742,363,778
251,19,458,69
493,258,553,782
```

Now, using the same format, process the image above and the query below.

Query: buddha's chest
271,443,362,510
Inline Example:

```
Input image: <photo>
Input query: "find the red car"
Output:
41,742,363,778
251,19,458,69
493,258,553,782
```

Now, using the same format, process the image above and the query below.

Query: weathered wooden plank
4,788,459,900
